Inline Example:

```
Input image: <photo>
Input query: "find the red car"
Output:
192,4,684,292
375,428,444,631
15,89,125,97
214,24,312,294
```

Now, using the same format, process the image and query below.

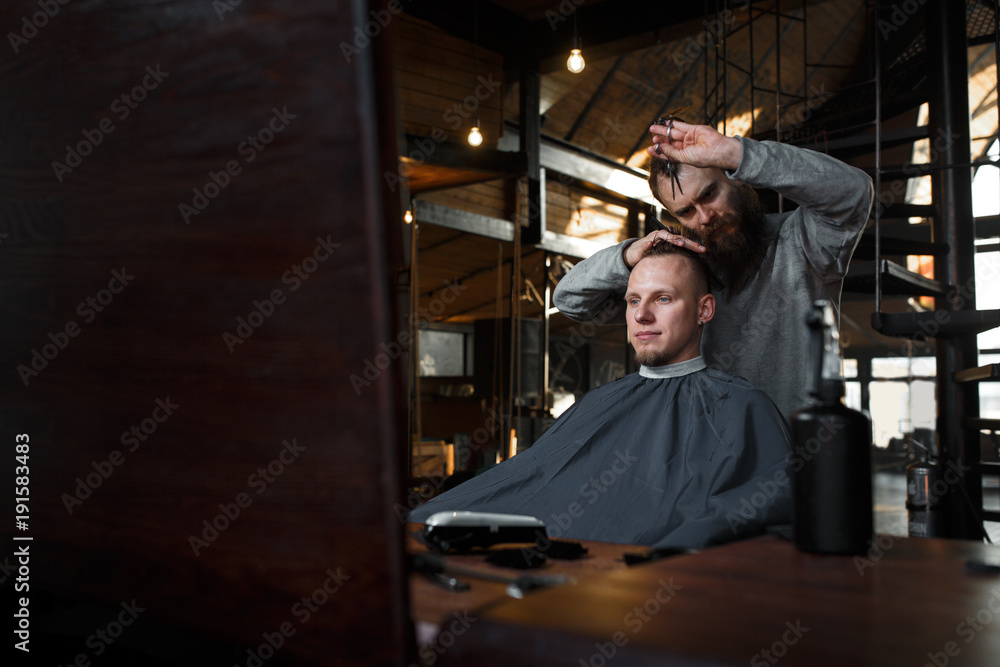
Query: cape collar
639,356,707,378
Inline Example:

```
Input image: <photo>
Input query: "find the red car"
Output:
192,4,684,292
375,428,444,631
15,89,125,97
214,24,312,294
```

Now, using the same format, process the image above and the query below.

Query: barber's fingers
647,230,706,253
672,236,706,253
649,121,725,161
648,136,684,162
655,233,706,253
628,230,705,267
649,119,695,141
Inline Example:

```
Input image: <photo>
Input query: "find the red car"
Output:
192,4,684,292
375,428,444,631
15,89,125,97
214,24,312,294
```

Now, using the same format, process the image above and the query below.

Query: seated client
408,241,791,549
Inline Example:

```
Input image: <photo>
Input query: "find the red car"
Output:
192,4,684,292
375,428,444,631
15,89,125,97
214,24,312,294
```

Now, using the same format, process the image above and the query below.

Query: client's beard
633,348,681,368
692,184,768,294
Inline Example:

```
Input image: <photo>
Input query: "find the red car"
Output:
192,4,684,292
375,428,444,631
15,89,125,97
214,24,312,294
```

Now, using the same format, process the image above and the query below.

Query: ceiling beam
499,127,656,205
414,200,515,242
403,135,527,175
403,1,794,73
406,127,656,210
400,0,528,58
532,0,830,73
533,1,732,72
414,200,618,260
536,230,615,259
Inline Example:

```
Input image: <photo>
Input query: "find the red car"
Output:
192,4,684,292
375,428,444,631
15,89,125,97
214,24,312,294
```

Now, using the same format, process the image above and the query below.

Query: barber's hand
624,229,705,269
647,120,742,172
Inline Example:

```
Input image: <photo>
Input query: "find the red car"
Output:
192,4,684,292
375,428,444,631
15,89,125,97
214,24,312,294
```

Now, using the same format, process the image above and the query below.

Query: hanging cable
506,187,524,461
492,240,504,463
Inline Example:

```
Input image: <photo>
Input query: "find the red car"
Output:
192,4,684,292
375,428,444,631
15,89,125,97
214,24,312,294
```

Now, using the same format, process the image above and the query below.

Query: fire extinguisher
906,443,946,538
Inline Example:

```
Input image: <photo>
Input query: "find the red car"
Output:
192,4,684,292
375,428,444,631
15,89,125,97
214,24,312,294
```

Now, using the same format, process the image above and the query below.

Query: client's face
625,254,706,367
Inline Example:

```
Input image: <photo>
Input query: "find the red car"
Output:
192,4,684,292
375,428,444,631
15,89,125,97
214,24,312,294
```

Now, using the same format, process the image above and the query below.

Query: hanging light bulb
404,209,413,224
468,117,483,147
468,3,484,147
567,47,585,73
567,15,585,73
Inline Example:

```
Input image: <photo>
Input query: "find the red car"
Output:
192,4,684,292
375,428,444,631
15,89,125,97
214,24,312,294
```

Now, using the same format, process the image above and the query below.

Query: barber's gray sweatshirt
552,137,874,419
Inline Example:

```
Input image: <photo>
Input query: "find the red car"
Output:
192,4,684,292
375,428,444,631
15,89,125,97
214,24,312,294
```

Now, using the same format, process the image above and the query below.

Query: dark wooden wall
0,1,411,665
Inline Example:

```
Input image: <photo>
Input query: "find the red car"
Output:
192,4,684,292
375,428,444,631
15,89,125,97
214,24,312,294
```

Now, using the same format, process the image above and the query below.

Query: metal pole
543,252,551,417
410,219,421,477
874,0,882,315
750,2,755,135
722,0,728,135
926,0,982,540
802,0,807,122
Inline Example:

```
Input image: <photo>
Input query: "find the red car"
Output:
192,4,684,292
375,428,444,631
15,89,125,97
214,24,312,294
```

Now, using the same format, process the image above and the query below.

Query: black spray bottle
791,300,873,555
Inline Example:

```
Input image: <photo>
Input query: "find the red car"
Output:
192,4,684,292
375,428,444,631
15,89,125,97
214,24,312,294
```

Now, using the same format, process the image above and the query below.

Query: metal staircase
721,0,1000,539
867,0,999,539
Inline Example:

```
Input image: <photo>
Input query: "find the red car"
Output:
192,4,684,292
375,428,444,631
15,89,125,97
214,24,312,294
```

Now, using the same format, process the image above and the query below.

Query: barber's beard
694,185,767,294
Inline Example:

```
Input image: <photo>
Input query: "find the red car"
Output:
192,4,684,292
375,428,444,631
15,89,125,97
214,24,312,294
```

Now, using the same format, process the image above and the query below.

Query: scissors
654,115,684,199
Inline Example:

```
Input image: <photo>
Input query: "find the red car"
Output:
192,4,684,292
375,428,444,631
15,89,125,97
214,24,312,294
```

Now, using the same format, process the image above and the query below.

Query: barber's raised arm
730,137,874,231
648,119,873,233
730,137,874,277
551,241,631,324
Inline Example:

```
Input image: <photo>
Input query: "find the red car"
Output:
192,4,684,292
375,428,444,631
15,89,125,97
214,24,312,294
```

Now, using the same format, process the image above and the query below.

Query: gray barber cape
407,357,792,549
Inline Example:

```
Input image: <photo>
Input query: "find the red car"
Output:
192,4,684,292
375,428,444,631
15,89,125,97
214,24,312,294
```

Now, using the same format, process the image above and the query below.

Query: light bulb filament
468,125,483,147
567,48,585,73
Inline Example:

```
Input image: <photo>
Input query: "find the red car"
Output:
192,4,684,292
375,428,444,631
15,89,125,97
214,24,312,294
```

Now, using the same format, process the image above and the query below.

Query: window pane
977,250,1000,350
869,379,936,448
981,353,1000,419
419,329,466,377
871,356,936,378
845,381,861,411
842,358,858,379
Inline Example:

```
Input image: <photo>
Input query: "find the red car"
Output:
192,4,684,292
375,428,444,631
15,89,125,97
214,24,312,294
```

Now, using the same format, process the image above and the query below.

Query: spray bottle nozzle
806,300,844,402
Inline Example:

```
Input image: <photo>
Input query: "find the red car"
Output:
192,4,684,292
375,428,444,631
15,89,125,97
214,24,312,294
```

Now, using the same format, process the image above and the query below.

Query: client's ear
697,293,715,326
